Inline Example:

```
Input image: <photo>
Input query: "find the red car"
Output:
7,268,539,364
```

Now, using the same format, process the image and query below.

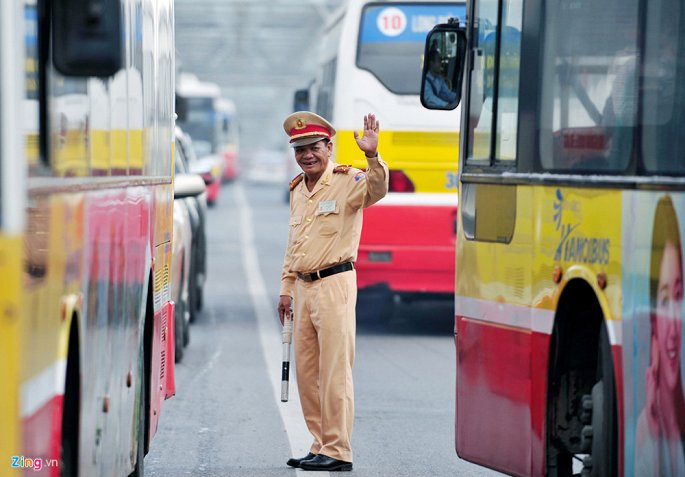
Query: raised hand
353,113,379,158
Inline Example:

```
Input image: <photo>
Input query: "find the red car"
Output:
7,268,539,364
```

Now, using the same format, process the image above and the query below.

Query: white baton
281,309,293,402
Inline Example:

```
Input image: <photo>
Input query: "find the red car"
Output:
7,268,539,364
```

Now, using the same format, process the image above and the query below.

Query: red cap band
289,124,331,143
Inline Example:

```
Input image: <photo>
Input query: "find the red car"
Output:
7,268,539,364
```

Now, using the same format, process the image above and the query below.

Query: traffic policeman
277,111,388,471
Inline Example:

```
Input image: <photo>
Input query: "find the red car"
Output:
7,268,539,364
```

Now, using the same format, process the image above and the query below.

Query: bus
307,0,466,318
1,0,176,475
176,74,239,199
422,0,685,475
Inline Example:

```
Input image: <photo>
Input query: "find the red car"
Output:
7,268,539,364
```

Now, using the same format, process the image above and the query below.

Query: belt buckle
299,272,313,282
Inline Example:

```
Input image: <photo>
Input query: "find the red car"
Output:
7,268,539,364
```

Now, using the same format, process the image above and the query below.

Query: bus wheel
174,297,185,363
61,320,79,477
129,340,146,477
581,323,618,477
356,288,394,324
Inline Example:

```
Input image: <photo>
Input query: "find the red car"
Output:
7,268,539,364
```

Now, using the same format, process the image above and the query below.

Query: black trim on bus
516,0,542,174
461,171,685,191
487,0,504,165
37,0,50,167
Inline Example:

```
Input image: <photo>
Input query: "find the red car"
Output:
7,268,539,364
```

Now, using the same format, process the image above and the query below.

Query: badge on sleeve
354,171,366,181
318,200,336,214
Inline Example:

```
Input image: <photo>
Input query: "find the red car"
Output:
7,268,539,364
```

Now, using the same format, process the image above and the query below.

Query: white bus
306,0,466,317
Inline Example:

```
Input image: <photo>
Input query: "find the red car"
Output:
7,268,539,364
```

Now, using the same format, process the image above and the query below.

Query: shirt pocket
288,215,303,244
315,207,340,236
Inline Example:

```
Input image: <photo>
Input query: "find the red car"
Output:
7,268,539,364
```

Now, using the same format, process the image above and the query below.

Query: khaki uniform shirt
280,155,389,297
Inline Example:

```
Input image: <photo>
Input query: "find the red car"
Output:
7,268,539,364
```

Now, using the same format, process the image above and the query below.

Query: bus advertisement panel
315,0,465,317
421,0,685,475
622,193,685,477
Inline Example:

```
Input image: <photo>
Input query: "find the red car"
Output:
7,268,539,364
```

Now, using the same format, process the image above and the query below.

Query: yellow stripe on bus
90,129,110,170
130,130,144,170
335,129,460,193
111,129,128,170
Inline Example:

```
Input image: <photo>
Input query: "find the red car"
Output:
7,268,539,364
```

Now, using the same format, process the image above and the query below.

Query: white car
171,172,205,363
175,127,209,322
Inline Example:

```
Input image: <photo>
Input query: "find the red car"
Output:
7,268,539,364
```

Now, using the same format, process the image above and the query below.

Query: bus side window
538,0,639,173
466,0,522,164
641,1,684,174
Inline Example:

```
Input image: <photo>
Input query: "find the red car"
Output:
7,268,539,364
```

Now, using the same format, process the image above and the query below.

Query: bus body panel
3,0,177,474
356,199,456,293
446,0,685,473
455,185,624,475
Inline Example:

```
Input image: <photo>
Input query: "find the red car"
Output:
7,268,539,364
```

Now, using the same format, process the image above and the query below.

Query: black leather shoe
299,454,353,471
286,452,316,468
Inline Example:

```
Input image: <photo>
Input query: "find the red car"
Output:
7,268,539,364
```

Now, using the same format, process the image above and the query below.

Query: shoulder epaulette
289,173,304,191
333,165,353,174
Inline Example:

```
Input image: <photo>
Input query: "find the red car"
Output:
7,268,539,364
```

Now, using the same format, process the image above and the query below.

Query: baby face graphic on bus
636,195,685,476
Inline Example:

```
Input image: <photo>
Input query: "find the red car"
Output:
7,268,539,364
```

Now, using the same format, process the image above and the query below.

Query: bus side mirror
52,0,123,77
421,21,467,110
293,89,310,111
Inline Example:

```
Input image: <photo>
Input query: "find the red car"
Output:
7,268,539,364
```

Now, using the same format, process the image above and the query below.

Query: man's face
294,139,332,178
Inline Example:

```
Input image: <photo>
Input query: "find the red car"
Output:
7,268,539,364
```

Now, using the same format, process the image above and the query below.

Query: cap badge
296,119,305,129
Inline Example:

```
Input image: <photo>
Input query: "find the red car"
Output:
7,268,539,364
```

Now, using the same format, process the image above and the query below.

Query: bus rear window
357,3,465,95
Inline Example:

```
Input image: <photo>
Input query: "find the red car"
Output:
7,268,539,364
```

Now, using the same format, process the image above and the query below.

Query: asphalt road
144,178,504,477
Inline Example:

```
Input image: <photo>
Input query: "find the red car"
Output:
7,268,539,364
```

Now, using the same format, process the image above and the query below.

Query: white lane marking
235,183,323,473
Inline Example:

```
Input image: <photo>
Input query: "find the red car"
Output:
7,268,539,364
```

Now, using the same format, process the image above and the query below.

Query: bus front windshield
178,96,216,158
357,3,466,95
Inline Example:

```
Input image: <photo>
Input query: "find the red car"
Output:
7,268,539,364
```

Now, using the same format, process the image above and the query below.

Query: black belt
297,262,354,282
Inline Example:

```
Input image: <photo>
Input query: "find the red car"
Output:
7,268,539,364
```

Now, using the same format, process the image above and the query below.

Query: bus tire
356,288,394,323
129,338,146,477
174,296,185,363
584,323,618,477
61,318,79,477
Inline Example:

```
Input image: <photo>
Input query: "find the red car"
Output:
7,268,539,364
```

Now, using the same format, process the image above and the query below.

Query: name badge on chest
318,200,336,214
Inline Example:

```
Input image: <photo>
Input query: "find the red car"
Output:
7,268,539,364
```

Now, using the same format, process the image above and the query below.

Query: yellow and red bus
1,0,176,475
308,0,465,317
423,0,685,475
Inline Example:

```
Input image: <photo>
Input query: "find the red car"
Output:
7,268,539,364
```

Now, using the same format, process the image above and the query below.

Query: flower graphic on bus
553,188,563,231
553,188,610,265
554,189,579,261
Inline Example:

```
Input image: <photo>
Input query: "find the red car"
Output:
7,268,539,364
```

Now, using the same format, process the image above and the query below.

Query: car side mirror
174,174,206,199
420,20,467,110
52,0,123,76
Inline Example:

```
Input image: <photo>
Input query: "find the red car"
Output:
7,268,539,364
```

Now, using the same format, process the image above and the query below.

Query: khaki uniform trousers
294,268,357,463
